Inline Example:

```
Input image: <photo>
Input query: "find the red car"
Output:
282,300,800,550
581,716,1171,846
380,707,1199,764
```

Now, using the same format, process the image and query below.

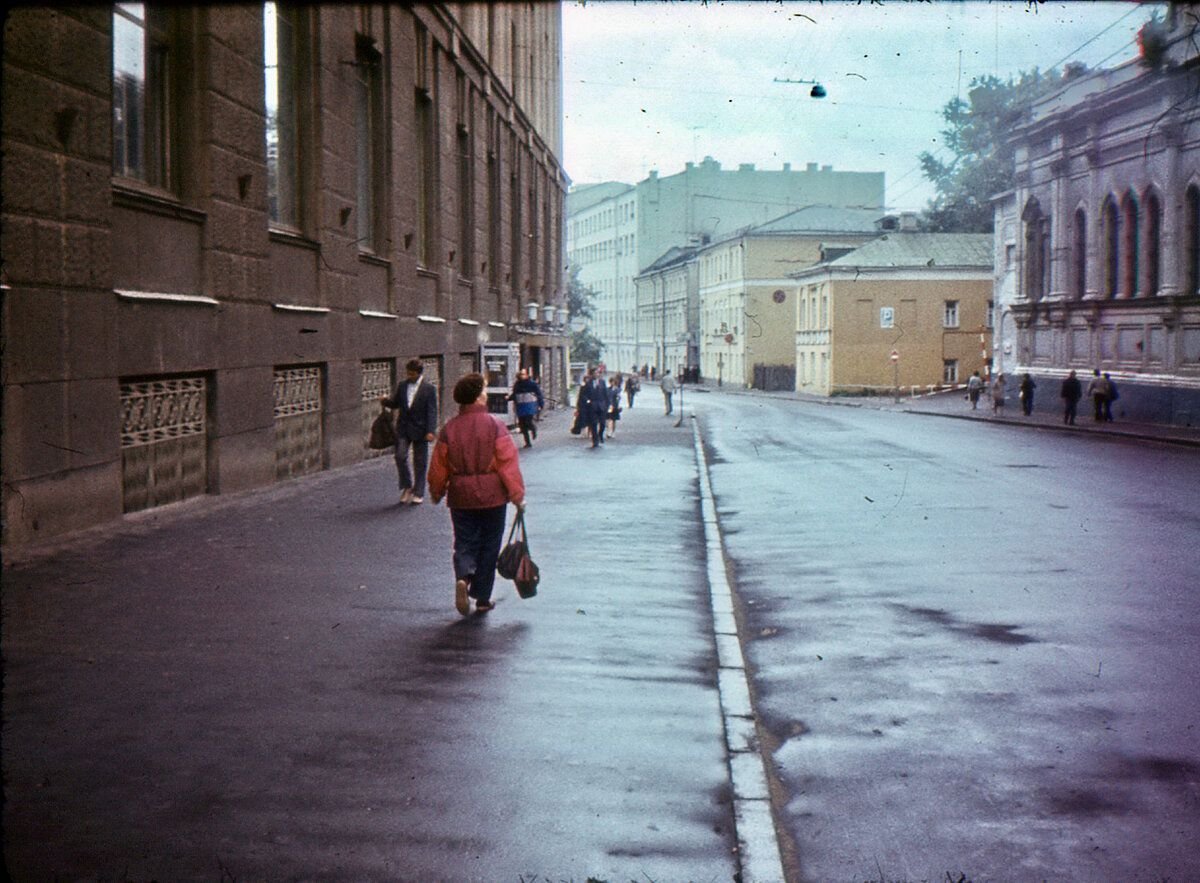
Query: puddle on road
894,604,1038,646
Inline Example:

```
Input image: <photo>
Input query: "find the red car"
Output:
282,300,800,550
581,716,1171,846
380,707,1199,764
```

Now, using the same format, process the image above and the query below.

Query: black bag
368,406,397,449
497,511,539,598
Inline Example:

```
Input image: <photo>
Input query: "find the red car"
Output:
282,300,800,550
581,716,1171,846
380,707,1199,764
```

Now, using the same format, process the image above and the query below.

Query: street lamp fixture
525,302,540,323
542,304,556,324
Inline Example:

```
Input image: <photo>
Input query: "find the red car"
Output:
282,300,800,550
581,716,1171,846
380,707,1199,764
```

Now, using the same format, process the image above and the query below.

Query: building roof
750,205,887,236
636,245,698,278
566,181,634,215
823,232,993,270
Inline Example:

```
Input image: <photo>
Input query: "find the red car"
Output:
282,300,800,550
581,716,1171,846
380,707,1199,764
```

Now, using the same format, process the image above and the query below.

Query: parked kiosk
481,342,520,423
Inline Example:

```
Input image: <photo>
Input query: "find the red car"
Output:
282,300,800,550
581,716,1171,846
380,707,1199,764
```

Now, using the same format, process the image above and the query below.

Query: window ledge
417,315,446,324
416,267,440,280
488,321,507,328
358,252,391,268
116,289,219,306
359,310,398,319
112,182,206,224
273,303,330,314
458,318,480,326
269,227,320,250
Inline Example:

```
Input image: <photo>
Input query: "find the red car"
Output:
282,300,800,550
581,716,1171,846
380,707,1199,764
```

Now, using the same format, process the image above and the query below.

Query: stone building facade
790,232,993,396
995,6,1200,424
567,157,884,375
1,3,567,548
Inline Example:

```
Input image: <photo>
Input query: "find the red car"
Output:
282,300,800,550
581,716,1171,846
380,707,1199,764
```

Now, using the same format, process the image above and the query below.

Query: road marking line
691,418,787,883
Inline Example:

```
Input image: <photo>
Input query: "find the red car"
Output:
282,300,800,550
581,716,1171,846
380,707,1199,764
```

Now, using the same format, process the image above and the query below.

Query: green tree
566,265,604,365
920,66,1084,233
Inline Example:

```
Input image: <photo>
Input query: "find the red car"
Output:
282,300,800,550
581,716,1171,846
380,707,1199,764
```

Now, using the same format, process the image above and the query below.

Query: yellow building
792,233,994,395
698,207,883,388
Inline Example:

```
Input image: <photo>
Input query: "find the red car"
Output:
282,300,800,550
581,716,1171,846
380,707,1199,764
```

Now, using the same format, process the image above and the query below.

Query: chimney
899,211,919,231
806,162,818,172
782,162,791,172
739,163,754,172
821,164,832,172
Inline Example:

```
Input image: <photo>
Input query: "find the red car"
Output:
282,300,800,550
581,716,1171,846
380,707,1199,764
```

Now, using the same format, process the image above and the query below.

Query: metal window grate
120,376,207,513
361,360,394,457
274,366,324,479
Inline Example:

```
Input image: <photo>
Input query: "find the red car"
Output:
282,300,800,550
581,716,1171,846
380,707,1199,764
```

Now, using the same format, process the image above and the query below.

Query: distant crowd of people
570,364,681,447
966,367,1120,426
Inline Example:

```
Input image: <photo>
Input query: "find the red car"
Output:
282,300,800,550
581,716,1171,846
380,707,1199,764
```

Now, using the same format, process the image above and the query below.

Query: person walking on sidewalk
990,373,1007,415
381,359,438,505
507,368,544,448
577,368,608,447
1087,369,1110,422
428,373,526,615
1019,373,1037,417
607,375,623,437
1103,372,1119,422
967,371,984,410
625,372,640,408
1061,370,1082,425
661,369,678,415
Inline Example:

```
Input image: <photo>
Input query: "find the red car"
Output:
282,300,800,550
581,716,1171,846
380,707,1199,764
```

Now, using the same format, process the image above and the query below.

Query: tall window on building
264,2,306,230
1187,185,1200,296
943,300,960,328
1143,190,1161,297
456,74,474,278
113,3,173,187
1072,208,1087,300
1121,191,1139,297
510,138,523,299
1102,196,1120,298
414,25,436,267
943,360,959,383
1022,198,1048,301
354,36,384,254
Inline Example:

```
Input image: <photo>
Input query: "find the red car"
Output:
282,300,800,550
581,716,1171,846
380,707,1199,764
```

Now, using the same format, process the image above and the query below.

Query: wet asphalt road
5,389,1199,882
693,392,1200,882
3,404,738,882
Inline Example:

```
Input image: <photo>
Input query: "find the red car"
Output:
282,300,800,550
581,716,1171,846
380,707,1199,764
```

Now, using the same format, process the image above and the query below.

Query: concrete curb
691,416,787,883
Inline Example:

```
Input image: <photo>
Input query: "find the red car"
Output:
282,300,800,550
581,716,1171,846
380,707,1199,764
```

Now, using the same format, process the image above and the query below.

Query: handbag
496,510,540,598
368,405,397,449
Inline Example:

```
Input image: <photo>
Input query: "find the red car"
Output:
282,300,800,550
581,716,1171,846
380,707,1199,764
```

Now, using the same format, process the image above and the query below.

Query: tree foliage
566,265,604,365
920,67,1084,233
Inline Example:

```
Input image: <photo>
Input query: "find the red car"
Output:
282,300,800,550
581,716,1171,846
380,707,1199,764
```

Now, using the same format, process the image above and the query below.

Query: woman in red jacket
428,373,526,615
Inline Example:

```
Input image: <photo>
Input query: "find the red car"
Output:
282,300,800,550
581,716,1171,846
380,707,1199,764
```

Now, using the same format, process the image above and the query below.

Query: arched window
1102,196,1120,298
1143,190,1161,297
1072,208,1087,300
1186,185,1200,296
1022,198,1048,301
1121,191,1139,297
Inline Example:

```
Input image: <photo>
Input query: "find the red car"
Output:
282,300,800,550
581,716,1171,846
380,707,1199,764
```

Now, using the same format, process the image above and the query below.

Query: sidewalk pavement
689,382,1200,449
2,404,740,882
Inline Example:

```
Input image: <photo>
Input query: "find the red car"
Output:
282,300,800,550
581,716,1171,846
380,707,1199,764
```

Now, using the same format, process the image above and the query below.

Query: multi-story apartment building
698,206,884,388
994,4,1199,424
634,245,699,378
790,232,994,395
567,157,884,374
1,3,567,549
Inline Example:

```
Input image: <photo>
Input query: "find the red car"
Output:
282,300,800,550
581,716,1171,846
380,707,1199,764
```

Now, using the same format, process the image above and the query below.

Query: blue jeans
450,505,508,601
394,436,429,496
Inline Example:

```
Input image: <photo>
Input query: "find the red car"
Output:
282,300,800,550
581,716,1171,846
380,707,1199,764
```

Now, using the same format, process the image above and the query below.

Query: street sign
890,349,899,362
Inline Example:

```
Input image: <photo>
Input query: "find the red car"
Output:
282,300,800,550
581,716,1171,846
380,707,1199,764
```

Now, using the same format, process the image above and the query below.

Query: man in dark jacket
381,359,439,504
577,369,608,448
1060,370,1082,426
507,368,544,448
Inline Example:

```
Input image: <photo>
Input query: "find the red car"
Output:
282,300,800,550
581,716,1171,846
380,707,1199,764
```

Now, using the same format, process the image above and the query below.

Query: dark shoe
455,579,470,616
475,600,495,613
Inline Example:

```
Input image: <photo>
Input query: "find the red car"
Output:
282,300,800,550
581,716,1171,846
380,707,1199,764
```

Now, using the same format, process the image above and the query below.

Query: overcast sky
562,0,1163,212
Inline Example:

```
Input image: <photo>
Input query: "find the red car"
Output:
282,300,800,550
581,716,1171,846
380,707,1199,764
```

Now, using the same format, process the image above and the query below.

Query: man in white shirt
381,359,439,504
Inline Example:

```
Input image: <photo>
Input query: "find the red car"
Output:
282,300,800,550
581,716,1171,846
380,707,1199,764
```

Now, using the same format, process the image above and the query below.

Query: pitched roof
638,244,698,276
750,205,886,235
824,232,993,269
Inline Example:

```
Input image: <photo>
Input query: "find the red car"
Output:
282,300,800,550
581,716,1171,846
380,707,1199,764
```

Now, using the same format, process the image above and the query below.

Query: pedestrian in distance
607,375,623,437
507,368,544,449
1019,373,1037,417
1061,370,1082,425
380,358,438,505
577,368,608,447
990,373,1007,415
427,373,526,616
661,369,678,415
625,372,640,408
1103,372,1119,422
1086,369,1110,422
967,371,984,410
